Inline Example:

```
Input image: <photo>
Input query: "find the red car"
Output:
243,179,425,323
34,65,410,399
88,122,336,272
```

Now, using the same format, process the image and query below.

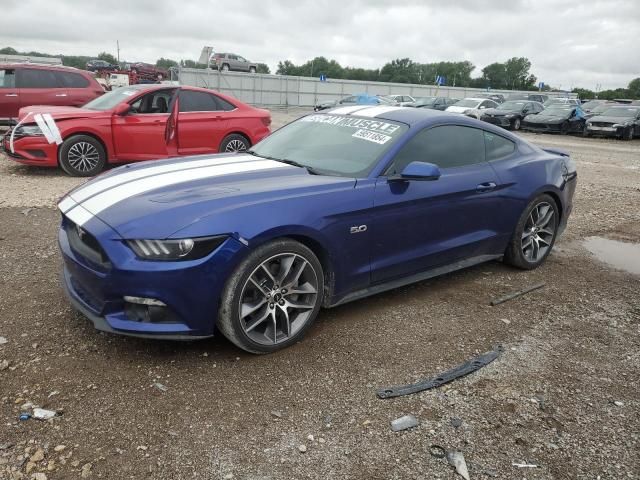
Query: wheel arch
59,131,110,164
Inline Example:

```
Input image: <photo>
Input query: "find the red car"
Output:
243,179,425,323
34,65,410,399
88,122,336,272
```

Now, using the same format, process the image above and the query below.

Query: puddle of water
583,237,640,275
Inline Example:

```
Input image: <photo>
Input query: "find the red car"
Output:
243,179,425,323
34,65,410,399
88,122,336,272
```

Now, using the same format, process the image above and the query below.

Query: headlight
14,125,44,137
612,123,628,128
505,114,515,118
126,236,226,261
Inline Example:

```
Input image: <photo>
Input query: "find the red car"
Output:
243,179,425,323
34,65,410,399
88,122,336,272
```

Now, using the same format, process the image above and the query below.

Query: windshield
507,94,528,100
454,99,480,108
497,101,526,111
249,114,408,177
83,86,142,110
543,107,572,116
590,104,611,114
415,97,437,106
581,100,603,110
600,107,639,117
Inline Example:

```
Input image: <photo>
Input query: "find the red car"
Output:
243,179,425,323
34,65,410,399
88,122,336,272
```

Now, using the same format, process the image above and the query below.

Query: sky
1,0,638,90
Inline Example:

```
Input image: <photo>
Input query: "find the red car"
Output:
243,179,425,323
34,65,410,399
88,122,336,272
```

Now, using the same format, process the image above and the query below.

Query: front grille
590,122,614,128
64,217,111,269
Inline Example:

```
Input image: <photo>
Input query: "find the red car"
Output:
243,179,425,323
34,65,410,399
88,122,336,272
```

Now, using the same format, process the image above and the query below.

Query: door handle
5,94,18,97
55,94,68,97
476,182,497,193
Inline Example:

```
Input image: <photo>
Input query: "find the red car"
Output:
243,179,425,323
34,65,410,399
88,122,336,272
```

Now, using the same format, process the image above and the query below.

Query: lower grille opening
64,217,111,269
124,302,181,324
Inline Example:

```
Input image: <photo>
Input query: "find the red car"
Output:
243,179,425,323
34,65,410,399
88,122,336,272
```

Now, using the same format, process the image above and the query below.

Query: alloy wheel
239,253,319,346
521,201,556,262
225,139,248,152
67,142,100,173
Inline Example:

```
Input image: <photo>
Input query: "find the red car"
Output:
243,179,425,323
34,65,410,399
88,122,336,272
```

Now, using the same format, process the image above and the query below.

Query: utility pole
116,40,120,63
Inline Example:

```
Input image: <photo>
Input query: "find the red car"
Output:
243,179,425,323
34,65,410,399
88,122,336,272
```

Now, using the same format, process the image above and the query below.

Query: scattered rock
446,451,470,480
153,382,168,392
223,474,233,479
500,318,511,324
136,445,148,451
307,434,314,442
26,461,37,473
613,401,624,407
0,359,9,370
298,445,307,453
390,415,418,432
451,417,463,428
30,448,45,462
54,445,66,453
270,410,283,418
33,473,48,480
0,336,7,345
81,462,92,478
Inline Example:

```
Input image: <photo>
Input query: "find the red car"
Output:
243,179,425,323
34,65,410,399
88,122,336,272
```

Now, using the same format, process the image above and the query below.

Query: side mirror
390,161,441,182
114,103,130,116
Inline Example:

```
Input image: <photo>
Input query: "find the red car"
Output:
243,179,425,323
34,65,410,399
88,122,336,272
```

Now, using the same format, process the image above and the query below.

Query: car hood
18,105,105,123
525,113,568,123
446,105,474,113
58,154,357,239
588,115,632,124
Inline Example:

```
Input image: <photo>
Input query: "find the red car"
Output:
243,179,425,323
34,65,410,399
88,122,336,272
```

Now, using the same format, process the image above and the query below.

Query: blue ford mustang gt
58,104,577,353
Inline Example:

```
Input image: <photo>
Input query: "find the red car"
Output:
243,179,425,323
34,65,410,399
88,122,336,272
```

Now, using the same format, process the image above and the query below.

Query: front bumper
1,132,58,166
586,125,621,137
521,122,562,133
482,115,512,127
59,214,247,339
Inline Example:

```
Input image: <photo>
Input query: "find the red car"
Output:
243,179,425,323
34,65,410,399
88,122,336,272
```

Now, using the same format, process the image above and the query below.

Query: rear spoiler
542,147,570,157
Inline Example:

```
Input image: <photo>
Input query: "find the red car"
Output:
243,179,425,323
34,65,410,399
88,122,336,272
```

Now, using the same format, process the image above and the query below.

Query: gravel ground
0,110,639,479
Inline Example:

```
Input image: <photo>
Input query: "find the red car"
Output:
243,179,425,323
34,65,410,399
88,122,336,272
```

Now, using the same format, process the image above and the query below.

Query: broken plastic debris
390,415,418,432
513,462,538,468
446,451,470,480
153,382,168,392
32,408,57,420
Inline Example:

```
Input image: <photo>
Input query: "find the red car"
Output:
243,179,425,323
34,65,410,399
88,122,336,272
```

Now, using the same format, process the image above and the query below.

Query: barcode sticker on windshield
352,129,392,145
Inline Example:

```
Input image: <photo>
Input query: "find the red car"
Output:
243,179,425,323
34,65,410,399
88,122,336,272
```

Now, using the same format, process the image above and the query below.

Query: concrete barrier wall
177,67,576,107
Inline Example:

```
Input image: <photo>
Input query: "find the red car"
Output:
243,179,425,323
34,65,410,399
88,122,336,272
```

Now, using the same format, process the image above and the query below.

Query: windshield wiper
246,151,321,175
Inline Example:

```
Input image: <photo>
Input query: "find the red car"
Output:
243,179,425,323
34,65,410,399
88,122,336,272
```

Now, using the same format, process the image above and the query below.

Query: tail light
261,116,271,127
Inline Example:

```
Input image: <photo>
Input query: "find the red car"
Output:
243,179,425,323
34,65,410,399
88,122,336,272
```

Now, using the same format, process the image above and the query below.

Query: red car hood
18,105,105,123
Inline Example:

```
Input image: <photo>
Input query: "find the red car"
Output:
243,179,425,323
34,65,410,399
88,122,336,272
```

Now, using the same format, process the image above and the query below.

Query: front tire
220,133,250,153
560,121,570,135
221,63,230,72
249,67,256,74
504,194,559,270
58,135,106,177
217,239,324,354
623,127,633,141
512,118,521,130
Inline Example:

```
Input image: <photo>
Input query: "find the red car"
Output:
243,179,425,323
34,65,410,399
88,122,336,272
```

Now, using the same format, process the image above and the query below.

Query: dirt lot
1,110,639,479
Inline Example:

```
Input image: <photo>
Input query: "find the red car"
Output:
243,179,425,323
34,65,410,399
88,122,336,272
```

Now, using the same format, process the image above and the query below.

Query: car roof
0,62,84,71
463,97,490,102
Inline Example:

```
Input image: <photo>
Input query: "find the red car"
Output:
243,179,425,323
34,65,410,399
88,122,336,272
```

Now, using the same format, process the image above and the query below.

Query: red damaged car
2,85,271,176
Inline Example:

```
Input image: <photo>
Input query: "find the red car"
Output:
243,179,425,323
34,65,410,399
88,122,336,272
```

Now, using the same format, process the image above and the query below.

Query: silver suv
212,53,257,73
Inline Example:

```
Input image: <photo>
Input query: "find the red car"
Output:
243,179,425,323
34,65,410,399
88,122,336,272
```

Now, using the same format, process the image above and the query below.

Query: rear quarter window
55,71,90,88
484,131,516,161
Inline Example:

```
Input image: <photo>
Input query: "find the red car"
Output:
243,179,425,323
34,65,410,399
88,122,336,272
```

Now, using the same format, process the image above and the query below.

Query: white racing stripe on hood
65,204,94,227
66,159,288,226
69,154,256,204
58,196,77,213
354,106,404,118
330,105,371,115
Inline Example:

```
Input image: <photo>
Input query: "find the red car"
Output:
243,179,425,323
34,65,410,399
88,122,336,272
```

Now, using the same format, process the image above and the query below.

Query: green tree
97,52,118,65
572,87,595,100
627,78,640,98
481,62,507,89
256,63,270,74
379,58,419,83
156,57,178,69
0,47,18,55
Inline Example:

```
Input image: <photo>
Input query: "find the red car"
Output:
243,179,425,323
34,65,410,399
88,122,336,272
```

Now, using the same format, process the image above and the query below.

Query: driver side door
370,125,504,283
111,88,177,161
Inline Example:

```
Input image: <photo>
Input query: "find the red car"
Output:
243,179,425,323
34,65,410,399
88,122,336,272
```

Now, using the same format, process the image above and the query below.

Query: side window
480,100,492,108
387,125,486,175
179,90,232,112
341,96,357,103
17,68,61,88
130,90,175,114
484,131,516,161
0,69,16,88
55,72,90,88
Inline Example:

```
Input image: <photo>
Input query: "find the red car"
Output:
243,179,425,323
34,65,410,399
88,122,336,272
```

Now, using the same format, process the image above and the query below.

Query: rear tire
249,67,256,74
560,122,570,135
504,194,559,270
217,239,324,354
222,63,230,72
219,134,250,153
58,135,106,177
623,127,633,141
